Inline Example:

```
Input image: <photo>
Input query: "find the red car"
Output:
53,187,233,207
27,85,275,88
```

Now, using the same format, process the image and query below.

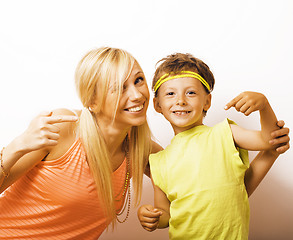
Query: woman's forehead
131,61,143,74
125,62,144,82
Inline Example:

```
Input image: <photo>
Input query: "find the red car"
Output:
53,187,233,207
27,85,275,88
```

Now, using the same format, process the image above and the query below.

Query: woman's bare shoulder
44,108,80,161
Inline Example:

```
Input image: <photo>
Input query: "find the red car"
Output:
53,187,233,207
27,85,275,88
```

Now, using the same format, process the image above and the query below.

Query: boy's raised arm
225,91,279,150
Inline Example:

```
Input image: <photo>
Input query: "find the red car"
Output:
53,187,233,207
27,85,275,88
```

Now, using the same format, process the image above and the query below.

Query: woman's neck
95,116,130,157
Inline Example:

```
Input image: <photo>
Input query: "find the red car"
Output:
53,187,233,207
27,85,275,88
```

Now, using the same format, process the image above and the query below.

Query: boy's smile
173,111,191,115
154,77,211,135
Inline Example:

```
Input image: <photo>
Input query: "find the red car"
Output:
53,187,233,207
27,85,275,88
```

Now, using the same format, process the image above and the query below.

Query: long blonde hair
75,47,152,226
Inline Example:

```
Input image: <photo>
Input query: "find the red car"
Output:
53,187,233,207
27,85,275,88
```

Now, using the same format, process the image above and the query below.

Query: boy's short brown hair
152,53,215,94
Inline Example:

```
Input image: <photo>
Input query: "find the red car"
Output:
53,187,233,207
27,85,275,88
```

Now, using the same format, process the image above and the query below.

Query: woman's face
99,61,150,129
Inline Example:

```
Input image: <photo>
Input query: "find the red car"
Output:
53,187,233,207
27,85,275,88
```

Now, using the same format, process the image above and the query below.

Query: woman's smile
125,103,144,112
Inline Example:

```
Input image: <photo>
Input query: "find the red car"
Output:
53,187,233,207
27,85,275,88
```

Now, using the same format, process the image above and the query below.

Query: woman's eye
135,77,144,85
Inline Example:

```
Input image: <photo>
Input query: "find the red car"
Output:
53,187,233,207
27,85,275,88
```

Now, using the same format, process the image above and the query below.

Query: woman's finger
270,135,290,146
271,127,289,138
276,143,290,154
46,115,78,124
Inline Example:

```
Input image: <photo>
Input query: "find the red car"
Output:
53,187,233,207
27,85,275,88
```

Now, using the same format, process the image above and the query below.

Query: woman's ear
88,101,100,114
203,94,212,112
153,97,162,114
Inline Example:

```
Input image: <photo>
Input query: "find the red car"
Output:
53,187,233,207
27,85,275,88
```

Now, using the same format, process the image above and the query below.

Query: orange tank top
0,139,129,239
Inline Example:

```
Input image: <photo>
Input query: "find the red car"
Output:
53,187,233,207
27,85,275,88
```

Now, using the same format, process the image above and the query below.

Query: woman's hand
17,111,78,153
270,120,290,154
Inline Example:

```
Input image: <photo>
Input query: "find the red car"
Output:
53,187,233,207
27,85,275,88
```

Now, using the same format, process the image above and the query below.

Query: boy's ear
203,94,212,112
153,97,162,114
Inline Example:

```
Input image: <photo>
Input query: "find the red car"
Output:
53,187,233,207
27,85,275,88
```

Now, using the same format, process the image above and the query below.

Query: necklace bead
116,147,131,223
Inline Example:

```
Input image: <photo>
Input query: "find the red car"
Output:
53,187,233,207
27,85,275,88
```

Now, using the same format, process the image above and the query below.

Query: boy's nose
176,96,187,106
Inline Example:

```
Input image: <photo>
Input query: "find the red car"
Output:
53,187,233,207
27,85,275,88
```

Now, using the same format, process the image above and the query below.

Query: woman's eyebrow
134,71,143,76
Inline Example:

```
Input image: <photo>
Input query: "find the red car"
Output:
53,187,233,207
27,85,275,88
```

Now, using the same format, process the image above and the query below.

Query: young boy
138,53,290,239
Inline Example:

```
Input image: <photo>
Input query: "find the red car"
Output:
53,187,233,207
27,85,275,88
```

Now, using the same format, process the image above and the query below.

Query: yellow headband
153,71,211,93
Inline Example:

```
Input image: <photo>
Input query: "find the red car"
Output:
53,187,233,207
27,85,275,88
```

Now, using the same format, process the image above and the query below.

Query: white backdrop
0,1,292,239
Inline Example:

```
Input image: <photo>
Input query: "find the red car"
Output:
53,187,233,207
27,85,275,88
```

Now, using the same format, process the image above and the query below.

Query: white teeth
128,105,143,112
174,111,189,115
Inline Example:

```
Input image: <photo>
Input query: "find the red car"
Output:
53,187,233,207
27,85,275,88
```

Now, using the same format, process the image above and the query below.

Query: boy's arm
245,121,290,196
137,176,170,231
153,181,171,228
226,91,279,150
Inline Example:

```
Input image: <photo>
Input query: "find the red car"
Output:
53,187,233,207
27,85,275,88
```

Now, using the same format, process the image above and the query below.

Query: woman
0,47,289,239
0,47,161,239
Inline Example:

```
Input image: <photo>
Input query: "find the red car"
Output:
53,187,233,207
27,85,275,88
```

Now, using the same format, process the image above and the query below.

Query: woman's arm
245,121,290,197
0,111,78,192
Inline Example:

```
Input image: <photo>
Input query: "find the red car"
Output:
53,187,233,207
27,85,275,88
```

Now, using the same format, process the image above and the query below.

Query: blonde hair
75,47,152,227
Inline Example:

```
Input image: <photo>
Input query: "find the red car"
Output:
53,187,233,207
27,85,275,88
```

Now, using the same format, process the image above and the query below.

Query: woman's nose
128,86,143,101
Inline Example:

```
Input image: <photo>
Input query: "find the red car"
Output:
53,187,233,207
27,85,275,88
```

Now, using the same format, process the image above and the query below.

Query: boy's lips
172,110,191,115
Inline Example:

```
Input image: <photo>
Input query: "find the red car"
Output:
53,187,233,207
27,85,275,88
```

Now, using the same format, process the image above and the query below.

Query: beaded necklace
115,138,131,223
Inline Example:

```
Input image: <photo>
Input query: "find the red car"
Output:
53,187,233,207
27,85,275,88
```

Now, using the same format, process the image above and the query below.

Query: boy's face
154,77,211,135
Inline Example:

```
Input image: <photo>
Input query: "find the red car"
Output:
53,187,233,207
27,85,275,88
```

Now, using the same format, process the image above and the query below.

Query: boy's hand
225,91,268,116
270,120,290,153
137,204,162,232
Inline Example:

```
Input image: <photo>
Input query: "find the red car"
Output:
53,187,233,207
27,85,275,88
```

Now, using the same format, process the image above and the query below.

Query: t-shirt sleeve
149,152,167,193
226,118,249,169
214,119,250,180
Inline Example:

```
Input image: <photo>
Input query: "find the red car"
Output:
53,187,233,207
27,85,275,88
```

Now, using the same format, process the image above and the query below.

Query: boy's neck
173,123,204,135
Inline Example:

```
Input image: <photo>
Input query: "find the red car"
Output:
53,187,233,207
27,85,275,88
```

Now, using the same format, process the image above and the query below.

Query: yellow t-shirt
150,119,250,240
